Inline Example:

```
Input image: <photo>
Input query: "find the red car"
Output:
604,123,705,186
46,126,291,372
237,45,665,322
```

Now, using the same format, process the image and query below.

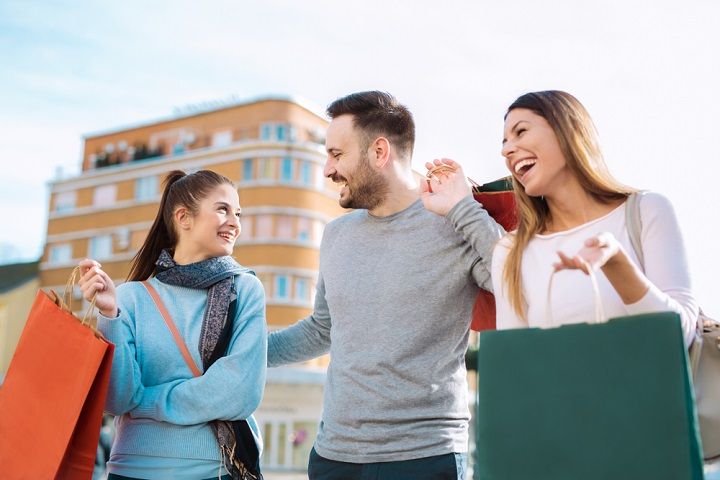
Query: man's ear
371,137,391,169
174,207,192,231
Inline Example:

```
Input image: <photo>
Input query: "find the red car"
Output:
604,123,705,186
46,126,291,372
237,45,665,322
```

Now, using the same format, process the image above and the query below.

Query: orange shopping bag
0,268,114,479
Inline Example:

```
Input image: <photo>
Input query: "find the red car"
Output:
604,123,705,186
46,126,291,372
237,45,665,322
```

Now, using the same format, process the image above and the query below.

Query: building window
256,215,273,238
295,278,309,301
315,165,326,190
172,142,186,155
300,161,312,185
93,185,117,207
297,217,311,241
264,159,275,179
243,159,254,181
260,123,294,142
115,228,130,250
48,244,72,264
89,235,113,259
308,126,325,145
240,216,253,239
259,158,275,180
275,275,289,300
276,216,294,240
212,130,232,148
135,176,158,201
280,157,294,182
260,420,318,471
54,191,76,213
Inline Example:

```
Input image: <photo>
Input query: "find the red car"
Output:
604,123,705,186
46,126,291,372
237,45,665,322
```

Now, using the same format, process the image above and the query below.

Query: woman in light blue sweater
79,170,267,480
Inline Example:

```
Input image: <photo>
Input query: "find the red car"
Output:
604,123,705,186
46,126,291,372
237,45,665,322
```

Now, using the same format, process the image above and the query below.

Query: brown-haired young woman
425,90,697,344
78,170,267,480
492,90,698,342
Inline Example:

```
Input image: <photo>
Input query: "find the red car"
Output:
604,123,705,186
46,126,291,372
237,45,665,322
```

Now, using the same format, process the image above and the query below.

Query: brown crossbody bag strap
141,280,202,378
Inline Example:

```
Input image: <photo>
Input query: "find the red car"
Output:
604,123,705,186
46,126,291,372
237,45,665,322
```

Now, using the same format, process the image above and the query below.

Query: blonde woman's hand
420,158,472,216
78,258,118,318
553,232,621,274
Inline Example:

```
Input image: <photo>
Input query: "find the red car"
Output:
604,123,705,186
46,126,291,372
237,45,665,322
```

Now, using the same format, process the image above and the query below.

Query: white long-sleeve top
491,191,698,346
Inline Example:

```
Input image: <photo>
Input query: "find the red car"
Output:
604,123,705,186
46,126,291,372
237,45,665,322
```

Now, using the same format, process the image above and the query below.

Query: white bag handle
543,193,643,329
545,267,606,328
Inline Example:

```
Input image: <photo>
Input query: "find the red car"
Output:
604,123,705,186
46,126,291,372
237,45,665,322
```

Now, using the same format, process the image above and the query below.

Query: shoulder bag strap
626,193,705,356
625,192,645,270
141,280,202,378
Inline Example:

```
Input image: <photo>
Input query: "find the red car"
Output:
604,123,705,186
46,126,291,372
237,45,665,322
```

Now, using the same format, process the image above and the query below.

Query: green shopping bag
476,311,703,480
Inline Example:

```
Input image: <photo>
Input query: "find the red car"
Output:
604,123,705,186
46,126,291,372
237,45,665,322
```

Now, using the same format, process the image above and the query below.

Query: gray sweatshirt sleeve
267,273,331,367
446,195,505,291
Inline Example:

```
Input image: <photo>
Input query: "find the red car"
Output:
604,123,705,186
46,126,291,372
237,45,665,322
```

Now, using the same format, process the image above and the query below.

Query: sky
1,0,718,314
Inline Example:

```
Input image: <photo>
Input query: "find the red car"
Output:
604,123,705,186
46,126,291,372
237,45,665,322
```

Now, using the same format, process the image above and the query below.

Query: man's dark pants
308,447,467,480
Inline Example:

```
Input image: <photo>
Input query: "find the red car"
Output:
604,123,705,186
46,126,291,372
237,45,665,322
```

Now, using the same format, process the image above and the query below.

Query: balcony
88,123,324,172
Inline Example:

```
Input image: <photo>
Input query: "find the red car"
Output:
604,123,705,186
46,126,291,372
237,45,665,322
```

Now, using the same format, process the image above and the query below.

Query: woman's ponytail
126,170,186,281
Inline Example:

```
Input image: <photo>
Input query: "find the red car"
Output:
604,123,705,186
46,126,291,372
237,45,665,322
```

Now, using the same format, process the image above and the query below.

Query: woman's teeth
514,159,536,174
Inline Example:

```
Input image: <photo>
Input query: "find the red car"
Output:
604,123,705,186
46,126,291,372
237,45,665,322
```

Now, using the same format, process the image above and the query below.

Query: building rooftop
83,94,328,140
0,260,39,294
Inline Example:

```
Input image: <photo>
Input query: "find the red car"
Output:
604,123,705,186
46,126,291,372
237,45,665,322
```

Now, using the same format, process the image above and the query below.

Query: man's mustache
330,174,347,184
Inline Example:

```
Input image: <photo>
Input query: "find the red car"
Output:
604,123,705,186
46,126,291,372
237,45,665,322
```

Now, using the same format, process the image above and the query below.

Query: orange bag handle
50,265,100,332
141,281,202,377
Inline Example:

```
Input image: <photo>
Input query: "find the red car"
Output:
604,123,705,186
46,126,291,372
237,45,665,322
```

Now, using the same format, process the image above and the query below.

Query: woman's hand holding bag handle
78,258,118,319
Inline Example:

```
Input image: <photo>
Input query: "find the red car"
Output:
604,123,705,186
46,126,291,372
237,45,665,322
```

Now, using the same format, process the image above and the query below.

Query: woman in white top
423,90,698,345
493,90,698,343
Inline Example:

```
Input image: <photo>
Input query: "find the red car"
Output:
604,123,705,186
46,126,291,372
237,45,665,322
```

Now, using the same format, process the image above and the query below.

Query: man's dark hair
326,91,415,158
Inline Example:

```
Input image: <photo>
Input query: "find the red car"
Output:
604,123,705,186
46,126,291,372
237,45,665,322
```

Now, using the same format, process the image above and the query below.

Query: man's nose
323,158,336,178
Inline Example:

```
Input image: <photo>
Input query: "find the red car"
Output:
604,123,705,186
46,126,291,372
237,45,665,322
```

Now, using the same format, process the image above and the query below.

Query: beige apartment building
0,261,39,378
40,96,345,474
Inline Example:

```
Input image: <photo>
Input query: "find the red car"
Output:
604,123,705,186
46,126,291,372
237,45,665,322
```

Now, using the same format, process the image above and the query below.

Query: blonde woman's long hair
503,91,635,320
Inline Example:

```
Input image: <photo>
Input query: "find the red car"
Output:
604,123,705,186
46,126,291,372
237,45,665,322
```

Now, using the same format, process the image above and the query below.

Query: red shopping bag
0,269,114,479
471,177,517,331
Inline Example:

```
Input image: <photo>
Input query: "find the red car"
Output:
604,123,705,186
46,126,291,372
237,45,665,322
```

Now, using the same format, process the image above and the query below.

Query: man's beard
335,153,389,210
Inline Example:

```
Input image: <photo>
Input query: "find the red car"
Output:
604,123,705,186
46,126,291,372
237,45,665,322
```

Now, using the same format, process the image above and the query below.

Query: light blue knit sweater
97,274,267,478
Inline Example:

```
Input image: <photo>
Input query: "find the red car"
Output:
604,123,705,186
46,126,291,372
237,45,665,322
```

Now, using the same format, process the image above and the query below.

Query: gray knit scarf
155,250,261,480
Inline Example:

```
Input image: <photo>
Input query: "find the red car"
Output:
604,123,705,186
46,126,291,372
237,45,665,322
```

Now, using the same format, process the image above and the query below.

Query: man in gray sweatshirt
267,91,502,480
